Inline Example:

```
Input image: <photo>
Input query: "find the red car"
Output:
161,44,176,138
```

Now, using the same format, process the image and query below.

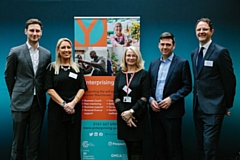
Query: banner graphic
74,16,140,160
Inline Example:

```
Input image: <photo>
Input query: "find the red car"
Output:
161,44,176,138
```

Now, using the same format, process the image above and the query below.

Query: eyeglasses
115,26,122,28
196,28,210,31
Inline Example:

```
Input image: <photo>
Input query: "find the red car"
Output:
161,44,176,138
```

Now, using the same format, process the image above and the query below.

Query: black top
45,65,87,159
45,65,87,100
114,69,150,141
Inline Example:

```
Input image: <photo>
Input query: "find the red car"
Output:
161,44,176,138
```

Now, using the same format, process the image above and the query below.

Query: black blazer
191,42,236,114
148,54,192,118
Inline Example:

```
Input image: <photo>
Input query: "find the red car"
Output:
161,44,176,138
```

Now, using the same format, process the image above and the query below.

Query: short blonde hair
121,46,144,72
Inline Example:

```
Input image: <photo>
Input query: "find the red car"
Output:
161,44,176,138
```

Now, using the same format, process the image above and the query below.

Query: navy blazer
4,44,51,111
191,42,236,114
148,54,192,118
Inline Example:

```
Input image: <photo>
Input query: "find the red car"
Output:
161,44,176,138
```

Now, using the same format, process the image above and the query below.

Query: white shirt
199,39,212,57
26,42,39,95
26,41,39,75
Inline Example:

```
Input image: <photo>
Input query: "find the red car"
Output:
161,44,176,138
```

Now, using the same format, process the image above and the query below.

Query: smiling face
114,22,123,36
58,40,72,61
159,38,175,60
25,24,42,44
196,21,214,45
125,49,138,67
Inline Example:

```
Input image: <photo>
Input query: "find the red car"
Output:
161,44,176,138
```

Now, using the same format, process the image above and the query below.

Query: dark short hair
25,18,42,30
90,50,96,55
195,18,213,30
159,32,175,44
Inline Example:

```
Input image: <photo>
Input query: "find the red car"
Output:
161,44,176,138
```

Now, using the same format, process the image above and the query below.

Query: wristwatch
130,109,135,114
61,101,66,107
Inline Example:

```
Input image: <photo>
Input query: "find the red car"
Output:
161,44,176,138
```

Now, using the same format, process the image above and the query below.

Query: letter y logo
74,18,107,47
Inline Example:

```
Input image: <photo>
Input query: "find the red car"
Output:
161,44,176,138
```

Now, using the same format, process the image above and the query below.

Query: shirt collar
26,41,39,50
160,53,174,62
199,39,212,50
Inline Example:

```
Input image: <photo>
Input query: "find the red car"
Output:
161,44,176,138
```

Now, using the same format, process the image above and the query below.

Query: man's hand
150,99,161,112
158,97,172,109
225,108,230,116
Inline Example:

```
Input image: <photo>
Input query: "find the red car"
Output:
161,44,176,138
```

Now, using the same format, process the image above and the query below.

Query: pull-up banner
74,16,140,160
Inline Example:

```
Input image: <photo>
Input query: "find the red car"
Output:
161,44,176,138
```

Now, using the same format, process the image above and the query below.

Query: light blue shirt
149,53,174,103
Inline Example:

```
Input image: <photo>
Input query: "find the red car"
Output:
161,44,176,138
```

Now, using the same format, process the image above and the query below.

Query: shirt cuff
149,97,154,103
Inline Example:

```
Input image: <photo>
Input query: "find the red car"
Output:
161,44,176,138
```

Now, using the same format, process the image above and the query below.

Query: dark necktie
197,47,204,73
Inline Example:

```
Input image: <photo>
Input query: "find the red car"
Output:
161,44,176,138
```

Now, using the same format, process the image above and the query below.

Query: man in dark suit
191,18,236,160
148,32,192,160
4,18,51,160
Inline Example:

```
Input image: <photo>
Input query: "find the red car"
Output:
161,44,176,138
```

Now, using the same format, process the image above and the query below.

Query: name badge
123,96,132,103
204,60,213,67
122,85,132,94
69,72,78,79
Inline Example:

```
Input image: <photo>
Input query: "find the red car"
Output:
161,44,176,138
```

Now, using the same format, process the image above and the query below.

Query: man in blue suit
4,18,51,160
191,18,236,160
149,32,192,160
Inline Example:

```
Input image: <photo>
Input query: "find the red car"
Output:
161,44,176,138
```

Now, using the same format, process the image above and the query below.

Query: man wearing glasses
191,18,236,160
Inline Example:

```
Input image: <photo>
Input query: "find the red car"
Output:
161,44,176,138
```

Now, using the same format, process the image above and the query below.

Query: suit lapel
153,59,161,85
165,55,177,86
197,42,214,76
23,44,34,75
36,47,43,76
203,43,214,61
193,48,198,77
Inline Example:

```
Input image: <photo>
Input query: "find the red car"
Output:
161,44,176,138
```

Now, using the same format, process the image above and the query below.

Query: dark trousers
194,106,224,160
151,112,183,160
124,141,143,160
11,96,44,160
48,101,81,160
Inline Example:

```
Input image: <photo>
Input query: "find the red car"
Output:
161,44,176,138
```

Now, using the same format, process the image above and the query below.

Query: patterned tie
197,47,204,73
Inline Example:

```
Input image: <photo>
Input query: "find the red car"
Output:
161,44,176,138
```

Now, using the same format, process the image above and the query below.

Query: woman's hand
126,117,137,128
63,103,75,114
121,110,137,127
121,110,132,122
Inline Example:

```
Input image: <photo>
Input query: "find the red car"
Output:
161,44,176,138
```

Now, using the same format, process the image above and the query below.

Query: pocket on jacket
12,86,26,93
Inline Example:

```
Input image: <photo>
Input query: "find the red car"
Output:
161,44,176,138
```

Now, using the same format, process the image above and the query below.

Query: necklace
60,65,71,71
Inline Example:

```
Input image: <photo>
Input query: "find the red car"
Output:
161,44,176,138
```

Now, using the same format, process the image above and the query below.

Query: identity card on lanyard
123,72,135,103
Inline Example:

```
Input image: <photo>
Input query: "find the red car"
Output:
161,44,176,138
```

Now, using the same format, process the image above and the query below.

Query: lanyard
125,71,135,95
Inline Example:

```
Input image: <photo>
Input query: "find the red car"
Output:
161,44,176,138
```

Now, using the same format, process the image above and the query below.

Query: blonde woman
114,46,150,160
45,38,87,160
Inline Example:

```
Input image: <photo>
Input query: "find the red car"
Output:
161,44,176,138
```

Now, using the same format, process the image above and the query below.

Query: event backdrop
0,0,239,160
74,17,140,159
